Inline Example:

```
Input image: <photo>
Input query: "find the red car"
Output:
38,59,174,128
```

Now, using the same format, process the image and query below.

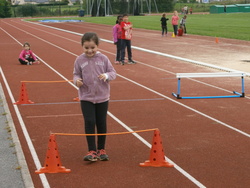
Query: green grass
27,12,250,41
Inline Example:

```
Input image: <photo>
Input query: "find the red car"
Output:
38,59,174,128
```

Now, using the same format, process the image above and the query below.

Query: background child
180,15,187,35
18,42,39,65
112,15,123,64
120,14,136,65
160,13,169,37
73,32,116,162
171,11,179,36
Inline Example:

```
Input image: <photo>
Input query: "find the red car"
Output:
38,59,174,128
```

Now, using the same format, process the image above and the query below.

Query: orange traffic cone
35,134,71,174
14,82,34,104
140,129,174,167
215,37,219,43
172,33,175,38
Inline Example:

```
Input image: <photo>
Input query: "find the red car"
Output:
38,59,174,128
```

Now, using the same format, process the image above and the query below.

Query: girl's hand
76,79,83,87
98,74,108,82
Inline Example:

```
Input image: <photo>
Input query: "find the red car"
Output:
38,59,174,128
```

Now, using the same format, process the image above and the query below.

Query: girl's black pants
80,100,109,151
18,58,35,65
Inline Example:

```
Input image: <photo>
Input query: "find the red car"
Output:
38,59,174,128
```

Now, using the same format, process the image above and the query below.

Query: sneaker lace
98,149,106,155
88,150,97,157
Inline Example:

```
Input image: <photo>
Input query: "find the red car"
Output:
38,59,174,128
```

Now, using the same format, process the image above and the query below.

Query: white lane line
26,114,82,118
28,20,250,76
117,73,250,138
0,66,50,188
2,21,207,187
9,20,250,100
3,20,249,187
0,83,34,188
12,21,250,137
107,112,206,188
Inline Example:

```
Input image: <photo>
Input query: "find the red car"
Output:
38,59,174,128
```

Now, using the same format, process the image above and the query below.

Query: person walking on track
73,32,117,161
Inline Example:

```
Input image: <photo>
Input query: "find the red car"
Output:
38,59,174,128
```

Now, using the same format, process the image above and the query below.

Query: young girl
120,14,136,65
171,11,179,36
73,32,116,161
113,15,123,64
160,13,169,36
18,42,39,65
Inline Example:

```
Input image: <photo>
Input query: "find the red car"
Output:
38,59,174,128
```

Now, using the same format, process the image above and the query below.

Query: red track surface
0,18,250,188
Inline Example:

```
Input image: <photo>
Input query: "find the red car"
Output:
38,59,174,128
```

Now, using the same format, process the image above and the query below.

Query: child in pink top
18,42,39,65
112,15,123,64
171,11,179,36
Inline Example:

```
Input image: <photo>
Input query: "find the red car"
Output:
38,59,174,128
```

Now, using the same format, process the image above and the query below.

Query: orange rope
52,128,157,136
21,80,73,83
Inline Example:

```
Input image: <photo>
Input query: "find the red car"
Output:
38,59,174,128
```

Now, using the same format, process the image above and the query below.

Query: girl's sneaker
33,60,40,64
97,149,109,161
114,61,120,65
83,150,97,161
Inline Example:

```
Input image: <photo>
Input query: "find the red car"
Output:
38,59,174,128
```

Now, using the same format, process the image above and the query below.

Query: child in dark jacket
160,13,169,36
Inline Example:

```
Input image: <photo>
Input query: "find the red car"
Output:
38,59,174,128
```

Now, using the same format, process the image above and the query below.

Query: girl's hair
123,14,128,17
116,15,123,24
81,32,99,46
23,42,30,48
162,13,166,17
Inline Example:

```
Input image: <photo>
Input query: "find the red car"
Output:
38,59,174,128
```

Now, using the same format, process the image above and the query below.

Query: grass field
29,13,250,41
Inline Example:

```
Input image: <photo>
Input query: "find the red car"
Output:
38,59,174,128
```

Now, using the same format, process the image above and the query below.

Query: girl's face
123,16,128,22
24,44,30,51
118,17,123,24
82,40,98,58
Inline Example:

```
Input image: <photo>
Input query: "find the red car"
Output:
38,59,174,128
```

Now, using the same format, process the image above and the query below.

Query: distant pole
105,0,106,16
80,0,83,10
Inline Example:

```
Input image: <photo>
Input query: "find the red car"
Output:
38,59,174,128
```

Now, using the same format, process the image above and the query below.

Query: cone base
140,160,174,167
14,100,34,105
35,166,71,174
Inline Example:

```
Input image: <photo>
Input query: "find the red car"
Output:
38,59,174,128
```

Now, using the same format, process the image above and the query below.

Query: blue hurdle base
172,91,244,99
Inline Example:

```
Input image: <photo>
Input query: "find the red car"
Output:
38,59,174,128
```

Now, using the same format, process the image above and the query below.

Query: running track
0,18,250,188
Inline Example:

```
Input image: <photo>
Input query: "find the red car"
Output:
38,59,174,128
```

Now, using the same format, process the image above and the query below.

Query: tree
157,0,175,13
16,4,38,17
0,0,12,18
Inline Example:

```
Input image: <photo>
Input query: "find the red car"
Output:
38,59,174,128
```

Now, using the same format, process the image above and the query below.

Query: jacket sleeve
19,50,26,61
104,56,116,81
113,25,118,43
73,57,82,85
